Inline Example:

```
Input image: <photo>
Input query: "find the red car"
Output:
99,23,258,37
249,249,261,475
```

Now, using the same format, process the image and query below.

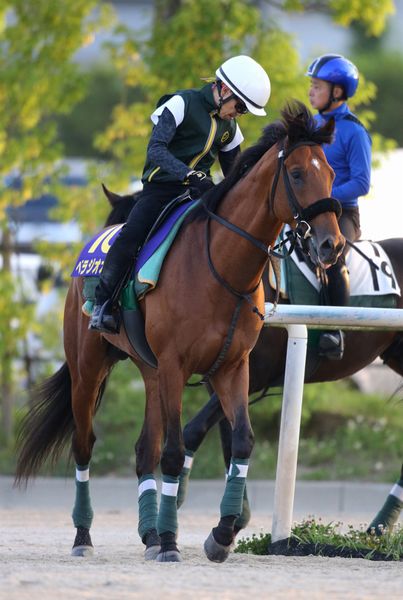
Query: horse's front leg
155,365,186,562
204,358,254,563
135,366,163,560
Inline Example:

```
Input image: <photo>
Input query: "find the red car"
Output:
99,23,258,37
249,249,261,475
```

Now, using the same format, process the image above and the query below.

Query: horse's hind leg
204,359,254,563
134,365,163,560
67,335,115,557
178,389,223,507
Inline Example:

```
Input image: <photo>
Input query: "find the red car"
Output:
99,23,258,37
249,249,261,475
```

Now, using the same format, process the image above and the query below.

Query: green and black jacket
142,84,238,184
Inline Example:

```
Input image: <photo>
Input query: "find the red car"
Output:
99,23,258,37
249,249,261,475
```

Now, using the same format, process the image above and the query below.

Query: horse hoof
71,545,94,557
204,531,231,563
144,544,161,561
156,550,182,562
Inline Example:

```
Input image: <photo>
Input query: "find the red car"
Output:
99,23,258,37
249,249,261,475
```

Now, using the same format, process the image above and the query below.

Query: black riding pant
325,206,361,306
96,182,187,304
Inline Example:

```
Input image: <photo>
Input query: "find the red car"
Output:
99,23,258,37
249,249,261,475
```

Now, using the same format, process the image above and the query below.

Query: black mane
187,100,334,221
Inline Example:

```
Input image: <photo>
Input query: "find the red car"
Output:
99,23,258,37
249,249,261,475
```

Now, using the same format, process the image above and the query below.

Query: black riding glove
186,170,215,198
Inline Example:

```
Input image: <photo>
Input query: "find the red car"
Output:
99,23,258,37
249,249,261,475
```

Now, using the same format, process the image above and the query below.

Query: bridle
202,140,341,272
269,141,341,240
191,140,341,385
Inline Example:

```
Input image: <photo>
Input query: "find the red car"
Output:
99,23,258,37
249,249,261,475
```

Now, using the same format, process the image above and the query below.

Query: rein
190,140,341,387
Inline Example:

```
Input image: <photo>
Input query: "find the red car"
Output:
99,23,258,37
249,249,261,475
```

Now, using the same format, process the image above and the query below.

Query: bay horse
98,170,403,535
15,101,343,563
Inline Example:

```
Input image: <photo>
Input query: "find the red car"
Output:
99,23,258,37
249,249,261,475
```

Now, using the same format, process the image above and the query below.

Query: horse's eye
291,170,302,182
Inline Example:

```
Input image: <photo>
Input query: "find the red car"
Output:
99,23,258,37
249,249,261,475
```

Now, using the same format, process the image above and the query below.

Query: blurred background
0,0,402,481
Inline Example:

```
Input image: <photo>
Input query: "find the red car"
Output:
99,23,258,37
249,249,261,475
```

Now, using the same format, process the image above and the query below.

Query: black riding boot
89,252,132,334
319,262,349,360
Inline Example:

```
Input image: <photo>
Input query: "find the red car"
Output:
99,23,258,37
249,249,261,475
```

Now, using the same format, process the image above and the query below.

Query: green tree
0,0,112,441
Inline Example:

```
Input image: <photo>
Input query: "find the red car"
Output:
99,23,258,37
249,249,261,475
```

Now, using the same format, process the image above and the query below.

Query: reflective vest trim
188,112,217,170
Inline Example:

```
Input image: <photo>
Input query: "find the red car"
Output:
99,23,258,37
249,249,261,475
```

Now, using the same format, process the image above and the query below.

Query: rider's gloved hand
186,170,215,198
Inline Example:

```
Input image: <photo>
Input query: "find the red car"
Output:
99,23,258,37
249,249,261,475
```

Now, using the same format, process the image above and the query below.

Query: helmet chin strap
215,80,236,112
319,83,338,114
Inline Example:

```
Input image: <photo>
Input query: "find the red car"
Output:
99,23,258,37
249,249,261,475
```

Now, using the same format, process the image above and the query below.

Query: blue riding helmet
306,54,359,99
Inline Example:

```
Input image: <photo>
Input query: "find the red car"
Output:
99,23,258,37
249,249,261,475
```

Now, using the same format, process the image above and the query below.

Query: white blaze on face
311,158,320,170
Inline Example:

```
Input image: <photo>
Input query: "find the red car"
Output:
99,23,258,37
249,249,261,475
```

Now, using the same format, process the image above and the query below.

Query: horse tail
15,362,74,485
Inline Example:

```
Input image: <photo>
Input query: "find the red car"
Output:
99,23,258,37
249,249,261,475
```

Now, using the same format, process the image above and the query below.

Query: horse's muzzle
317,235,345,268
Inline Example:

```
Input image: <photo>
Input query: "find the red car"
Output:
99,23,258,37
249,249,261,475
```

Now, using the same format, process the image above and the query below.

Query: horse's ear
101,183,122,207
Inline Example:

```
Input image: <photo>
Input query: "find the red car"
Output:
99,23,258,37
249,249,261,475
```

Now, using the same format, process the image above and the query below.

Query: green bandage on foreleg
177,450,194,508
138,474,158,541
72,464,94,529
157,475,179,536
220,458,249,518
234,485,251,530
368,483,403,534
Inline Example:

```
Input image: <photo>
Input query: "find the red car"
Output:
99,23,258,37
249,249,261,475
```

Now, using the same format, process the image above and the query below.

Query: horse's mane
187,100,334,222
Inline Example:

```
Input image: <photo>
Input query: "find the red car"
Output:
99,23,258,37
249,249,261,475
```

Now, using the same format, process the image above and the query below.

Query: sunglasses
234,97,248,115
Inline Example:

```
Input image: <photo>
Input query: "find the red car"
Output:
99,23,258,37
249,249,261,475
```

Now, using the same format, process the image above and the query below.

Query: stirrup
88,300,120,334
318,331,345,361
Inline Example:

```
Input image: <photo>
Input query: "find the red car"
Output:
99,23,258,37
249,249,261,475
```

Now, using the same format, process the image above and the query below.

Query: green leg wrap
138,474,158,541
368,486,403,534
72,464,94,529
220,458,249,518
234,485,251,531
177,450,194,509
157,475,179,536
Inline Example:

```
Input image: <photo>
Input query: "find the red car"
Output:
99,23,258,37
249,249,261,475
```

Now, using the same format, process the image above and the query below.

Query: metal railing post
271,324,308,543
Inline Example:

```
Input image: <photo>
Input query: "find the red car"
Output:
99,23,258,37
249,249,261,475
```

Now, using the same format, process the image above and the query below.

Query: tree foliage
94,0,395,188
0,0,111,439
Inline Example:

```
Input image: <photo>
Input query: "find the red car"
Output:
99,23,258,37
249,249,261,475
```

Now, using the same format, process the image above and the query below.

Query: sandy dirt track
0,477,401,600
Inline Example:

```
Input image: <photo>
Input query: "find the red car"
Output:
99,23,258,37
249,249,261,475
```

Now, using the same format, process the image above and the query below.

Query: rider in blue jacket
306,54,372,359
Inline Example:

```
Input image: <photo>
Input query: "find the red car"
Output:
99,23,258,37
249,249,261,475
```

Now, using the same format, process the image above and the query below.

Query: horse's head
270,102,344,268
102,183,138,227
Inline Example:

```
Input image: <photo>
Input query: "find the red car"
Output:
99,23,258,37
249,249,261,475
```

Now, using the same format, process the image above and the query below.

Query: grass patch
235,518,403,561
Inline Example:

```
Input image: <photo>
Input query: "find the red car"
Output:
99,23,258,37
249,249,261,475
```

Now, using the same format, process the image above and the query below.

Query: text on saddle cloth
71,198,198,280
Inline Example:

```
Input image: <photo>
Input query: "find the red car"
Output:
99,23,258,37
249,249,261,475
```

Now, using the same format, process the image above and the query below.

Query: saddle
72,193,199,367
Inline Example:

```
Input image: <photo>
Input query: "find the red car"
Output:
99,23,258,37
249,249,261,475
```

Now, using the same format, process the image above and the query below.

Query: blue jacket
314,103,372,209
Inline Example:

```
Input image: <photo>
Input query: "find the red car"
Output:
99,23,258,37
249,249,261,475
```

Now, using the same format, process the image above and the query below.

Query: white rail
264,303,403,543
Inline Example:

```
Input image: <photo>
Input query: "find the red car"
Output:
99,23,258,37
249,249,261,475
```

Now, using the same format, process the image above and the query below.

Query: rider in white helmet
90,56,271,333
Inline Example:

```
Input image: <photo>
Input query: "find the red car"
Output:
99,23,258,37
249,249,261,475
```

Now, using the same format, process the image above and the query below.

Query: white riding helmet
216,55,271,116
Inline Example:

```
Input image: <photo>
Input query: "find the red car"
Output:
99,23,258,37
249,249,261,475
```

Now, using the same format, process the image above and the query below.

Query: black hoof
72,527,94,557
143,528,161,560
71,545,94,557
204,531,231,563
144,545,161,560
156,550,182,562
